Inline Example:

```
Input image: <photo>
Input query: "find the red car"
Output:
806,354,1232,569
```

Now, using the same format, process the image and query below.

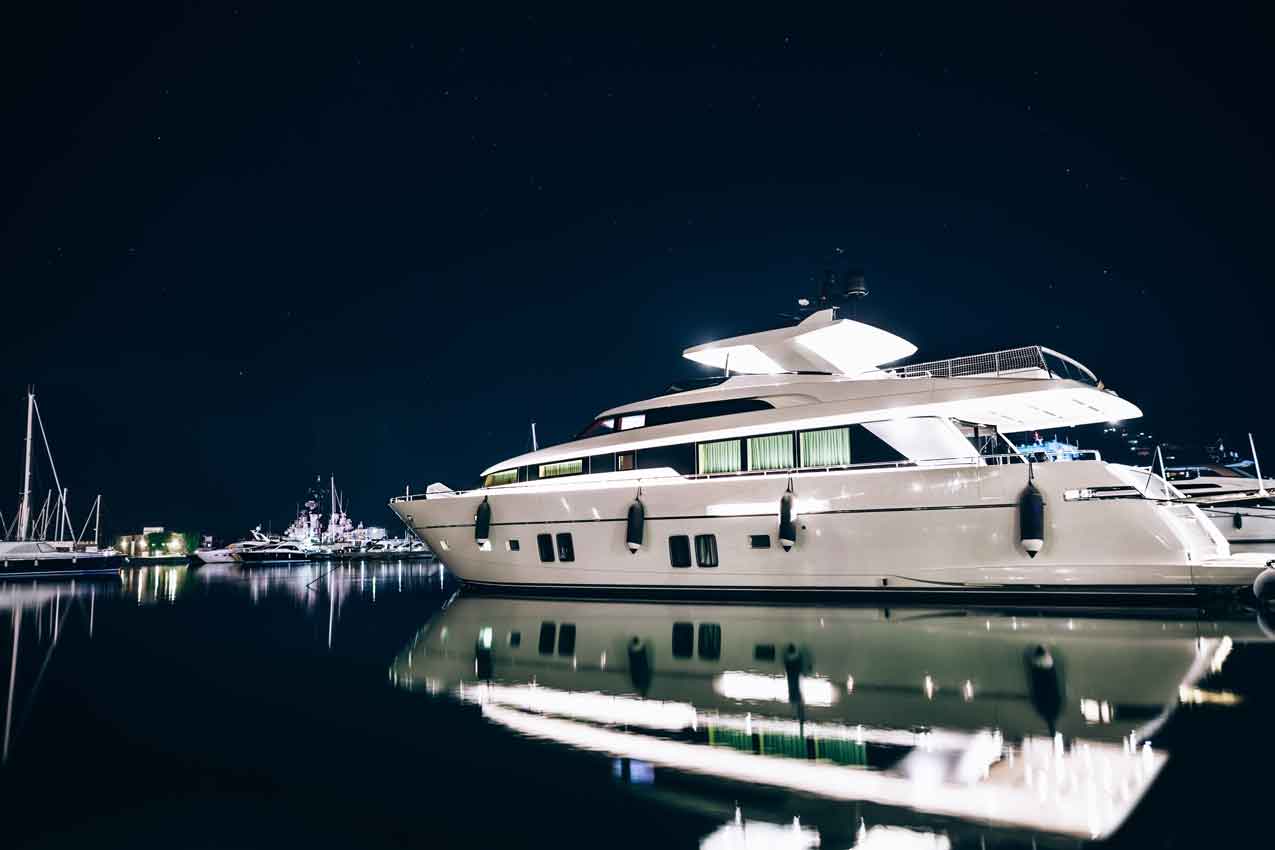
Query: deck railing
390,449,1102,502
885,345,1099,386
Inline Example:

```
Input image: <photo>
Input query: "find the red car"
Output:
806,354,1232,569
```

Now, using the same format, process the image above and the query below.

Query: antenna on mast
531,421,539,452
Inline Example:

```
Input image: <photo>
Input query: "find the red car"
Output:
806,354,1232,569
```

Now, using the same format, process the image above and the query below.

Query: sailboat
0,390,122,577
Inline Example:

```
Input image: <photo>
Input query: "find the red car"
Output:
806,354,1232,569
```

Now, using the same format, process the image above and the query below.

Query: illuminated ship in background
281,475,382,548
391,270,1275,599
228,476,428,564
1,390,120,577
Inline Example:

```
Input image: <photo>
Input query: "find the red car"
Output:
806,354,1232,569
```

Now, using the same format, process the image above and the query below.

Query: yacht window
800,427,852,467
537,534,555,562
616,452,635,471
558,623,577,656
620,414,646,430
538,622,556,654
859,419,956,464
506,539,520,552
698,439,742,474
749,534,771,549
556,532,575,562
672,622,694,658
695,534,719,567
638,444,695,474
698,624,722,660
484,469,518,487
668,535,692,568
754,643,777,661
539,459,583,478
747,433,794,471
644,398,775,427
509,631,522,647
590,453,615,474
577,417,615,438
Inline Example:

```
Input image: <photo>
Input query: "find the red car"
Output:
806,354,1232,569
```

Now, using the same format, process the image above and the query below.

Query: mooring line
306,564,340,590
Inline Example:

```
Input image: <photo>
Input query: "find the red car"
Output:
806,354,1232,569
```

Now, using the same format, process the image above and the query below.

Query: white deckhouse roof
682,309,917,376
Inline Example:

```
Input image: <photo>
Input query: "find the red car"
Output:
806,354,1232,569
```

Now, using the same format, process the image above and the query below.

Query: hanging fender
779,489,797,552
626,497,645,553
474,496,492,545
627,636,652,695
1026,644,1063,736
1019,481,1045,557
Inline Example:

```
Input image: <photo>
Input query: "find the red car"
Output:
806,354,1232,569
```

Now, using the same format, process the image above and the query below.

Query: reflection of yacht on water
2,391,121,577
390,279,1273,599
391,595,1268,840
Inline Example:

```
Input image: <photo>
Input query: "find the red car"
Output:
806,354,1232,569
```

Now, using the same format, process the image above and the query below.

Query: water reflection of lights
1178,686,1242,706
856,822,951,850
1209,635,1233,673
715,671,836,707
1080,698,1113,724
477,698,1163,839
699,809,820,850
2,579,107,764
447,682,973,750
121,565,188,605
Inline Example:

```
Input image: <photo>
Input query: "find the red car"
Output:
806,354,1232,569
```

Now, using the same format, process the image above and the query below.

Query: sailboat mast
16,390,34,541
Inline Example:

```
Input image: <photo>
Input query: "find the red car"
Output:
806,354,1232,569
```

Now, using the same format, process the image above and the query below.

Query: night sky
3,6,1273,540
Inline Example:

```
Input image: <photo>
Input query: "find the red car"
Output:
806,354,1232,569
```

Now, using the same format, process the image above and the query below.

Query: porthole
668,535,691,568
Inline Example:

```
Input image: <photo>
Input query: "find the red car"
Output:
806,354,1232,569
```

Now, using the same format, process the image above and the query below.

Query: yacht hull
234,550,314,564
192,548,236,564
0,553,124,578
1200,505,1275,553
392,460,1266,597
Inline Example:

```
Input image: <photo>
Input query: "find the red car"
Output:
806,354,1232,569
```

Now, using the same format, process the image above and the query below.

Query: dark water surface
2,562,1273,849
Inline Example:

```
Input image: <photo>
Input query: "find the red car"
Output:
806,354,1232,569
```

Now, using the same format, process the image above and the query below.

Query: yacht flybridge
391,308,1274,599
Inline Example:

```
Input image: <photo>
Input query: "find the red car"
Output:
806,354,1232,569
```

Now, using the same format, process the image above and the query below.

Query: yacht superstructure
390,308,1272,598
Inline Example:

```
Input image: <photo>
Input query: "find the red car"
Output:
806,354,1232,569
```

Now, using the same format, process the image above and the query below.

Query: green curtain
698,439,741,474
748,433,794,471
539,459,583,478
801,427,852,467
486,469,518,486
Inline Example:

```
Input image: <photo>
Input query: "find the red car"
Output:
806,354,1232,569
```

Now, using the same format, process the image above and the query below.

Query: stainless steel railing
885,345,1099,386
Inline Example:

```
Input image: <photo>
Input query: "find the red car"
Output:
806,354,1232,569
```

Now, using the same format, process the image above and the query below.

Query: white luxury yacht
390,308,1274,599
